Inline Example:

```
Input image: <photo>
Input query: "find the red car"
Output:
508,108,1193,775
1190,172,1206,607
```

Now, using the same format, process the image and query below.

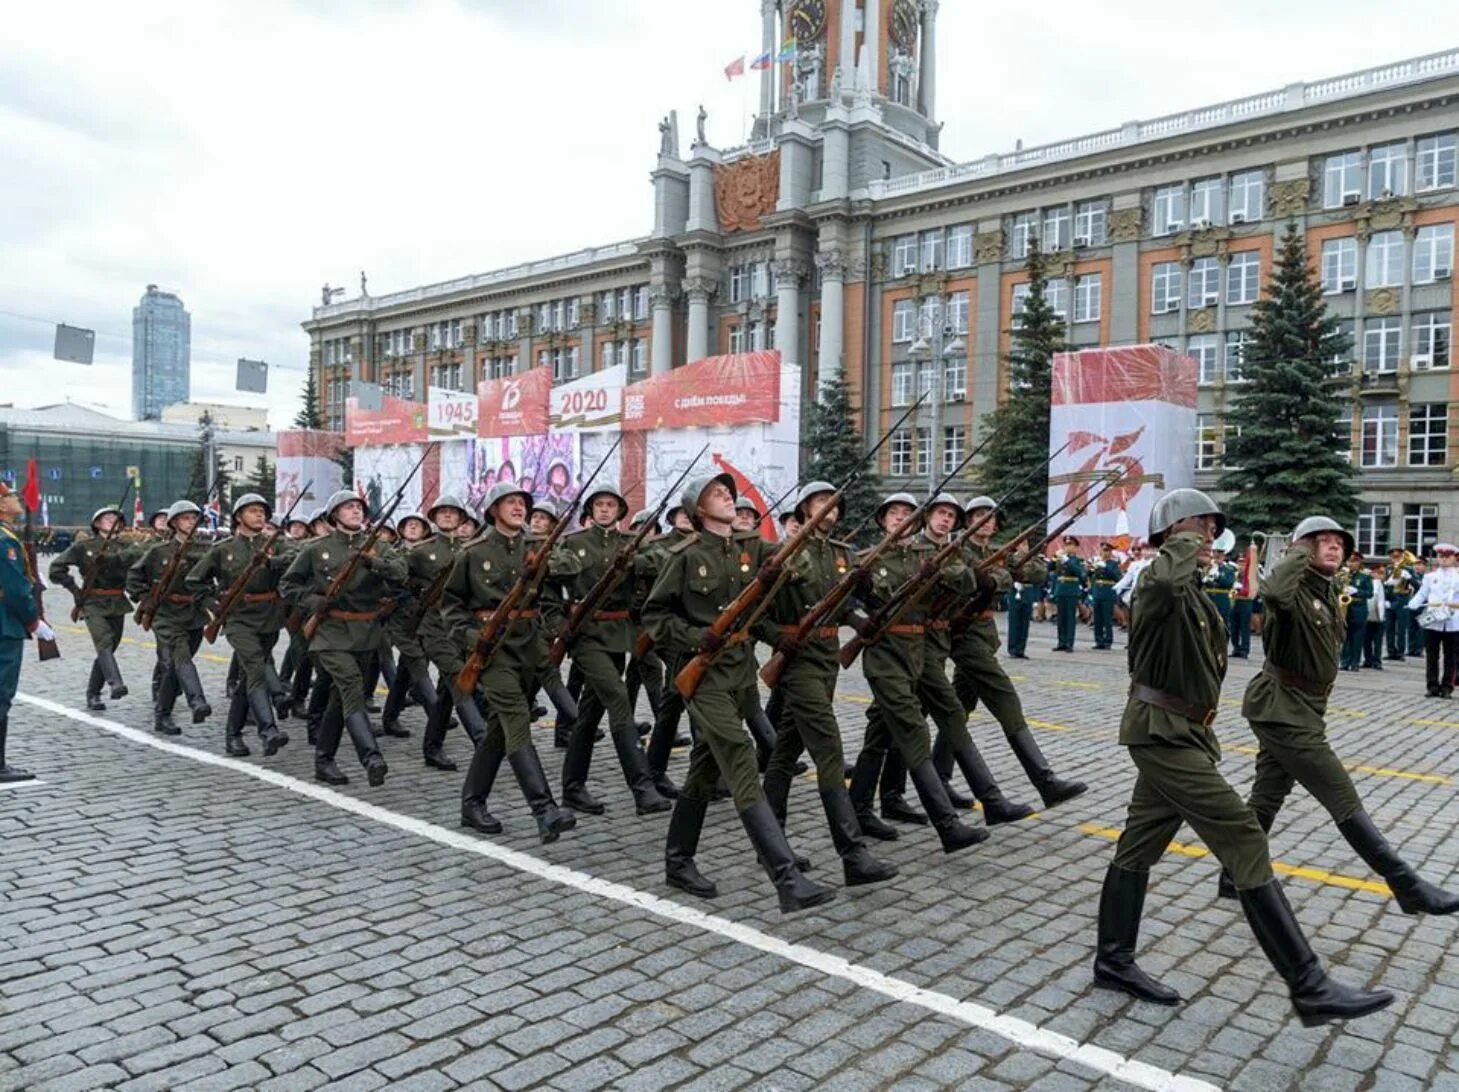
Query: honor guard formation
10,457,1459,1033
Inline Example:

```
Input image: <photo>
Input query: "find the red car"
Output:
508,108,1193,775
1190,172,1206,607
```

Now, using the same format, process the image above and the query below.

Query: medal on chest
739,551,751,573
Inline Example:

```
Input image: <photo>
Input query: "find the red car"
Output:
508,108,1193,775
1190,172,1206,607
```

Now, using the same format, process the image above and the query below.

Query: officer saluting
1095,489,1392,1027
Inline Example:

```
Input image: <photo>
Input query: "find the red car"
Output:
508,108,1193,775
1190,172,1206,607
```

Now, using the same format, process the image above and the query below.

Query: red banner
345,396,427,447
622,350,781,431
478,366,552,437
277,429,344,459
1052,344,1198,409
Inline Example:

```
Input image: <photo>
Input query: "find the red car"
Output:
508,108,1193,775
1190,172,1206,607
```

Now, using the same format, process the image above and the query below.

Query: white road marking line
17,691,1217,1092
0,778,45,790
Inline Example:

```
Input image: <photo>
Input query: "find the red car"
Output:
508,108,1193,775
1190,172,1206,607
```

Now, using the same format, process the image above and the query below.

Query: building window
1228,170,1265,223
914,428,931,478
919,296,940,338
1042,206,1071,252
944,356,967,399
947,225,973,269
1409,403,1448,467
1356,503,1392,556
1189,334,1220,385
1414,224,1454,284
1321,238,1358,294
631,339,646,376
1010,212,1038,258
1366,230,1405,288
1010,283,1031,320
890,429,912,476
1368,142,1409,199
599,291,616,322
890,361,914,407
1226,251,1261,305
634,286,649,320
1361,402,1399,468
1413,311,1452,369
1224,330,1250,381
1152,262,1182,314
915,359,937,400
487,354,515,379
1364,316,1402,373
1152,185,1185,236
893,235,918,276
1189,177,1224,227
1403,504,1439,555
920,229,944,272
1073,275,1101,323
1045,278,1069,319
728,324,745,353
1188,258,1221,309
429,363,463,390
729,266,748,303
1074,200,1107,246
751,263,769,299
1330,319,1356,375
1324,151,1363,207
892,299,915,343
232,455,245,473
946,292,970,335
1417,132,1457,191
941,426,966,473
1195,413,1220,470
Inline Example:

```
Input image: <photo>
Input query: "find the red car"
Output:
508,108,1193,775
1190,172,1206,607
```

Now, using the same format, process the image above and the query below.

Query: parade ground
3,618,1458,1092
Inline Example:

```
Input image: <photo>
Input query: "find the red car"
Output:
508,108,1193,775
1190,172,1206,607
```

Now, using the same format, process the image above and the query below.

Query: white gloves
34,620,56,642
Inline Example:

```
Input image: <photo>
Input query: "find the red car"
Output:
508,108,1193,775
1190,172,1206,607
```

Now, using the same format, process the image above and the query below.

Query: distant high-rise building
132,284,190,420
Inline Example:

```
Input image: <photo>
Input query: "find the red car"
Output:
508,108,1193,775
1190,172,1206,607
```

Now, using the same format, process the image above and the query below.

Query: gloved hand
33,620,56,642
698,629,725,654
756,560,782,585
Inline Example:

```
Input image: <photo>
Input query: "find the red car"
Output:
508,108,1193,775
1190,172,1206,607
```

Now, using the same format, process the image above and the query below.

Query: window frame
1226,251,1261,306
1323,151,1363,208
1321,237,1358,294
1152,184,1185,236
1416,132,1458,192
1364,316,1403,373
1151,262,1182,314
1408,402,1448,467
1413,223,1455,285
1228,170,1265,223
1360,402,1400,468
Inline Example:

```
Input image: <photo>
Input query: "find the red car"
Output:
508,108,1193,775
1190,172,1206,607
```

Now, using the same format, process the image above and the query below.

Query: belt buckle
1202,708,1217,728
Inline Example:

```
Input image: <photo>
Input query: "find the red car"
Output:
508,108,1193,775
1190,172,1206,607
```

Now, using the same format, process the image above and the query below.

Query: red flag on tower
724,55,745,80
20,458,41,516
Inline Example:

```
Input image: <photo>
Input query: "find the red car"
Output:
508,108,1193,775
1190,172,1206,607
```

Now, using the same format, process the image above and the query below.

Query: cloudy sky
0,0,1443,428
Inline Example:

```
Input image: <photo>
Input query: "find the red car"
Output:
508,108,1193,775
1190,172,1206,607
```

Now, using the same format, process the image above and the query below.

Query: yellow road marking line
1412,718,1459,729
1077,822,1393,896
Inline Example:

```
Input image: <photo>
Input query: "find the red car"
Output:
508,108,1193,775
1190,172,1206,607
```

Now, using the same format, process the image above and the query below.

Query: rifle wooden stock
70,479,134,623
205,533,281,643
136,531,200,632
633,630,653,659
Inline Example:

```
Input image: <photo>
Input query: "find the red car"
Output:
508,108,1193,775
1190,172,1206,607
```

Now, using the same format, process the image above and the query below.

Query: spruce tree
294,371,324,429
244,454,276,502
975,236,1064,535
803,371,880,541
1218,221,1358,531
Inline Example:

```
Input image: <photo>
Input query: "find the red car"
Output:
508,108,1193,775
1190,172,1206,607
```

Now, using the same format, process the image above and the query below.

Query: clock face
788,0,826,44
891,0,918,51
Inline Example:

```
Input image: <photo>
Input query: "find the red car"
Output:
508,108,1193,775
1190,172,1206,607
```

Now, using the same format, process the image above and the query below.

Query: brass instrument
1335,562,1354,611
1250,530,1290,579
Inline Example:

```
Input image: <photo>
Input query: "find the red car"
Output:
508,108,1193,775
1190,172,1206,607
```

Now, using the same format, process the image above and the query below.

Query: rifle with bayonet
135,477,223,632
70,476,134,623
204,480,313,643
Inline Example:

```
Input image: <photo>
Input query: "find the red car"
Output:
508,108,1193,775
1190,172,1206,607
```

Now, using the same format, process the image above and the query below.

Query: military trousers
1054,598,1078,650
0,637,21,721
1245,718,1362,825
1385,602,1409,657
479,658,535,754
153,624,203,676
1007,598,1032,656
573,648,634,734
312,647,374,719
1092,599,1115,648
1230,599,1254,658
951,640,1028,742
1112,738,1274,890
646,652,689,775
873,648,974,797
1425,630,1459,693
83,611,125,655
680,685,766,809
763,658,845,792
1363,621,1384,668
1340,608,1367,669
225,625,280,693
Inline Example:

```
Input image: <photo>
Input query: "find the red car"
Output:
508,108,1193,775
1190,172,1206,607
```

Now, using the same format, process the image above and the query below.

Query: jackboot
908,760,988,853
547,682,579,749
760,767,811,871
1008,728,1086,806
340,711,387,786
610,722,671,815
452,687,486,748
879,751,927,825
645,704,682,798
509,745,577,843
223,689,251,756
0,715,35,782
85,659,106,712
248,688,289,757
740,801,836,914
460,796,503,835
96,648,127,699
847,751,899,841
1339,810,1459,915
932,734,975,809
953,742,1035,825
665,796,717,897
419,679,456,770
153,668,181,736
225,654,240,699
1092,864,1181,1005
1237,879,1394,1027
1217,807,1275,900
381,665,414,736
262,662,288,720
173,659,212,724
746,708,776,774
560,718,606,815
822,788,898,887
460,737,505,833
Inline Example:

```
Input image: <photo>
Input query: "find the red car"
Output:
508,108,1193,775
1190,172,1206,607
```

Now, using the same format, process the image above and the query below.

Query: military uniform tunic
186,530,288,693
1339,570,1372,670
1052,552,1086,651
126,536,211,683
49,533,141,656
1090,557,1122,649
0,522,39,724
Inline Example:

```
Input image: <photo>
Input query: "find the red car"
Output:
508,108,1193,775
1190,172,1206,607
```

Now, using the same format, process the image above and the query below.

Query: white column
816,251,846,385
650,286,674,375
864,0,881,93
759,0,778,119
685,279,713,365
918,0,937,119
774,260,804,369
838,0,857,87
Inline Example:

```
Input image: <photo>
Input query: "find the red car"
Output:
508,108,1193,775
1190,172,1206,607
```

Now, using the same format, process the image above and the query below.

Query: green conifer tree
803,372,880,541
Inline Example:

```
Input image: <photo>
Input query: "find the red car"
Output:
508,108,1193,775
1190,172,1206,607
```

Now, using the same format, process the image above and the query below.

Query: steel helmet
90,506,123,531
628,508,657,530
1147,488,1225,547
324,489,362,523
792,480,839,522
166,500,201,528
1291,515,1356,558
396,512,434,538
428,493,470,523
483,481,532,517
231,492,272,520
875,491,918,526
533,497,562,521
583,484,630,522
1212,528,1236,553
680,473,736,525
927,491,965,530
964,495,996,514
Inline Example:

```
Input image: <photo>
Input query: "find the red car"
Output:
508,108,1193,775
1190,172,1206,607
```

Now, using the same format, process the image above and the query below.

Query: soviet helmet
1291,515,1356,558
792,480,838,522
1147,488,1225,547
875,491,918,526
483,481,532,518
628,508,657,531
166,499,201,528
680,472,736,526
583,484,629,522
396,512,433,538
90,506,123,531
231,492,272,520
927,491,965,530
428,493,470,523
532,497,562,521
324,489,362,523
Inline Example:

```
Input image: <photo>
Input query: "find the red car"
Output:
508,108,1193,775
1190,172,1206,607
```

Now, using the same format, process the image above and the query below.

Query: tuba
1250,530,1290,580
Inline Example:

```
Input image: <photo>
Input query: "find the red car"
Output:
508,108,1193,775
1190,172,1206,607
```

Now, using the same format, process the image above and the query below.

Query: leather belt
887,624,924,635
244,591,281,604
928,619,950,631
473,608,537,621
327,609,380,622
84,588,125,597
164,593,193,604
778,625,839,640
1095,579,1117,586
1129,682,1217,727
1262,661,1332,697
1058,576,1080,582
592,610,630,622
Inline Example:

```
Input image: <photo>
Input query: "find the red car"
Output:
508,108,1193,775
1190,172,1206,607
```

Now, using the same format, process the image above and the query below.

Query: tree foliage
803,371,881,543
294,371,324,430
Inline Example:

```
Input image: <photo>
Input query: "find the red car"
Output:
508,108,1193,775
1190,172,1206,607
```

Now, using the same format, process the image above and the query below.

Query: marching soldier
443,482,577,842
1337,551,1371,672
0,481,48,782
48,504,140,709
185,493,290,757
127,500,213,735
1094,488,1392,1027
527,498,582,749
1089,541,1121,650
732,497,761,534
1383,548,1417,661
642,500,697,798
378,511,432,740
644,473,834,912
624,508,666,734
1214,515,1459,917
1051,535,1084,651
279,490,406,786
759,481,898,887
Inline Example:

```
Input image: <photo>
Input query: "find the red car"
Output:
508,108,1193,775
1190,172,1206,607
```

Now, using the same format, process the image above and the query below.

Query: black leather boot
932,734,975,809
452,688,486,748
509,745,576,843
97,648,127,699
645,701,683,799
822,788,897,887
1008,728,1086,806
262,662,288,720
847,751,899,841
611,723,671,815
247,688,288,756
740,801,836,914
1237,879,1394,1027
460,737,505,833
420,680,456,771
1339,809,1459,915
0,715,35,782
665,797,717,897
547,682,579,749
153,670,181,736
85,660,107,711
746,709,777,774
1092,864,1181,1005
224,690,251,757
174,660,212,724
561,718,605,815
461,796,503,834
340,711,387,786
954,742,1035,825
760,767,812,872
908,760,988,853
380,665,414,737
879,750,927,825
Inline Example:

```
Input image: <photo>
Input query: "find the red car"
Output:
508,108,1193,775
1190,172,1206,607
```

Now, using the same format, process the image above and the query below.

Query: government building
301,1,1458,555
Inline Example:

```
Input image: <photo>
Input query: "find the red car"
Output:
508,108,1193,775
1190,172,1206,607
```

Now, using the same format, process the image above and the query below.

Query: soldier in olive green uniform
1051,536,1085,651
642,503,696,797
945,496,1084,816
1089,542,1122,649
185,493,290,757
378,511,435,745
443,482,578,843
1096,489,1393,1028
760,481,898,888
127,500,214,735
555,484,672,816
279,490,407,787
644,473,835,913
623,508,666,734
49,505,141,710
1214,516,1459,916
527,498,583,749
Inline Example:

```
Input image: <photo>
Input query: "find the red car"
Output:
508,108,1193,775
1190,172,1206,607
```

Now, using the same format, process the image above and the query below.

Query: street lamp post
907,296,966,495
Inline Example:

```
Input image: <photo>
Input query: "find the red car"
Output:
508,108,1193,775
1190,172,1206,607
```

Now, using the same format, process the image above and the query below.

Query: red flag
20,458,41,515
724,56,745,80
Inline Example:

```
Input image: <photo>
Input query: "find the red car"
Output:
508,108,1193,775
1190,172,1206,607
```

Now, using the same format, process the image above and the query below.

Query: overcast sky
0,0,1445,429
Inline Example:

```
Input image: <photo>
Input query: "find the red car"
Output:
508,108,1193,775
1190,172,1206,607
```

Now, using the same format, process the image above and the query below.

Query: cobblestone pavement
4,615,1459,1091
